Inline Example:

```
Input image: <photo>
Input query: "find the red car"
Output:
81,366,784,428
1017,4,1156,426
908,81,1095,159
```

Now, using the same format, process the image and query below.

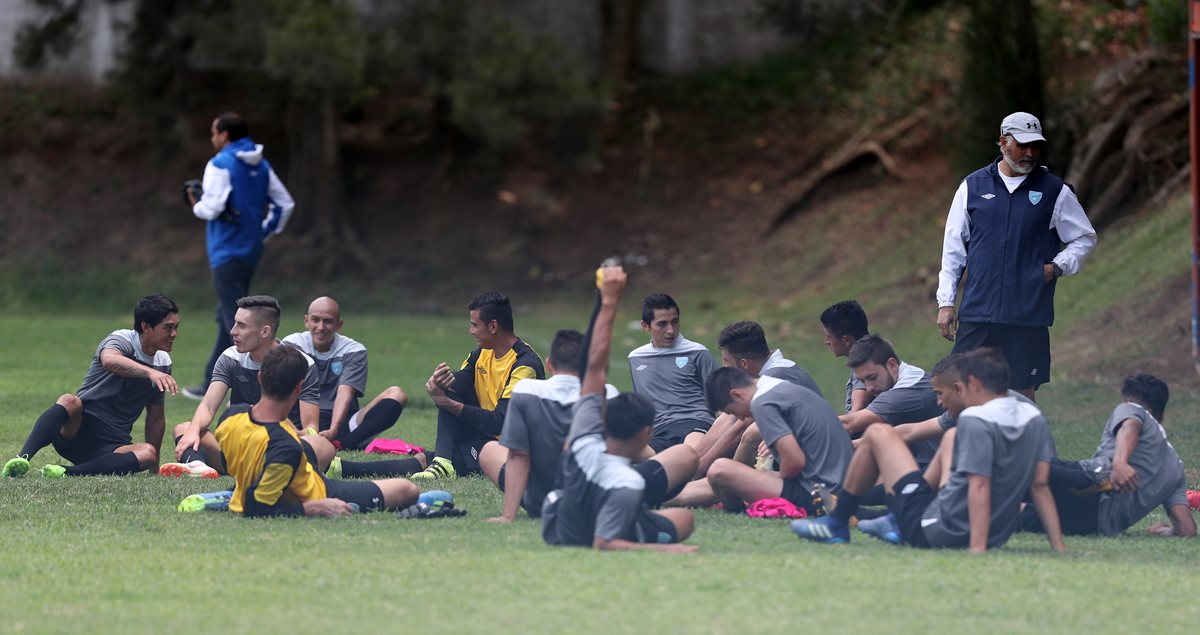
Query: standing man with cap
183,112,295,400
936,112,1096,399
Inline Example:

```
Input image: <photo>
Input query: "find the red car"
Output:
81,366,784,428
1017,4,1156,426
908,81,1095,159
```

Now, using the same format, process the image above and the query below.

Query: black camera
180,179,240,223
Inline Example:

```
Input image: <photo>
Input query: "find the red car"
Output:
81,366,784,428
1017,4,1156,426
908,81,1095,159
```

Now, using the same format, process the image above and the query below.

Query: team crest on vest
981,193,996,199
675,356,688,369
331,361,343,376
1028,191,1042,205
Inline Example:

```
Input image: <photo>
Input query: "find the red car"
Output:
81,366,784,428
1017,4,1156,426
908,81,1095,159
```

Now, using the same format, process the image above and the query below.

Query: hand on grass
487,515,515,523
304,498,354,518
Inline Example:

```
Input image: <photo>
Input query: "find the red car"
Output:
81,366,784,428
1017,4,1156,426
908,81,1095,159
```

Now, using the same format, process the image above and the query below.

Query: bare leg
925,427,956,490
56,394,85,439
114,443,159,470
478,440,507,486
842,423,921,497
356,385,409,420
652,508,695,541
695,415,752,478
664,479,718,508
732,422,762,466
1016,387,1035,402
648,443,698,493
301,435,337,472
373,477,420,509
706,457,785,513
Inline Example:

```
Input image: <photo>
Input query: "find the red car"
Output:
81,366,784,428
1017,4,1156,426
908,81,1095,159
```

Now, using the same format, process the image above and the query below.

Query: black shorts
51,411,127,465
886,471,935,549
449,438,489,476
650,419,708,453
952,322,1051,390
324,479,387,513
779,478,816,513
1019,481,1100,536
628,509,679,544
635,459,672,507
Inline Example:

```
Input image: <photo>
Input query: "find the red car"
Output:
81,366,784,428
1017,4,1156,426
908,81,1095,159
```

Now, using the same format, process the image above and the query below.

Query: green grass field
1,305,1198,635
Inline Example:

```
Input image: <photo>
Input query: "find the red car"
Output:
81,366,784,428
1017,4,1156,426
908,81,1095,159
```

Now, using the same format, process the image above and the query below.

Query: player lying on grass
479,329,696,521
628,292,718,453
167,295,320,476
792,348,1066,553
1019,374,1196,538
413,292,545,480
216,345,419,517
541,266,697,552
3,294,178,478
282,296,408,450
690,321,822,478
820,300,872,414
665,367,852,514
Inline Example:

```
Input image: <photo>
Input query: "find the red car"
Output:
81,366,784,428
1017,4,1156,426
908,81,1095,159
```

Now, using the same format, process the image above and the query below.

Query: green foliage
11,0,82,70
1146,0,1189,45
263,1,366,99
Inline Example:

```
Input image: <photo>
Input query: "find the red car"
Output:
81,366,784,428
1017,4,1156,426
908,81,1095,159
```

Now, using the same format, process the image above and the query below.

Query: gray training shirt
1078,402,1188,536
844,371,866,414
921,396,1054,549
759,349,823,397
211,344,319,427
500,375,618,516
751,377,853,492
628,335,718,431
864,362,943,464
281,332,368,414
542,393,663,546
77,329,173,446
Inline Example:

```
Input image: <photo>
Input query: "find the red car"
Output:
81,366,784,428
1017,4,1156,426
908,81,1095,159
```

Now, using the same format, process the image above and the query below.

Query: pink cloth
745,497,808,519
363,438,424,455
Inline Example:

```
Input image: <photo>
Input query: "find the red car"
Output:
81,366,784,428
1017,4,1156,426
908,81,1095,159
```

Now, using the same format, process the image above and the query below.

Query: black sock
340,456,424,478
20,404,70,459
433,407,458,462
173,435,208,464
831,491,862,522
64,452,141,476
339,399,403,450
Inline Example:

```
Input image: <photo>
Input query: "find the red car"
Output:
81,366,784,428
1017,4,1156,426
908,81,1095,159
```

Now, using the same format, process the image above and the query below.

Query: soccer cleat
40,465,66,478
395,499,467,519
790,516,850,544
857,513,903,545
178,490,234,513
1071,480,1114,496
159,461,219,479
2,457,30,478
409,456,455,481
325,456,342,479
181,385,207,401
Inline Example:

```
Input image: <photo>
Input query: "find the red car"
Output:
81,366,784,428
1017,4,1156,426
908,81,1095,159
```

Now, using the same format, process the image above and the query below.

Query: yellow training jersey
460,338,545,410
214,406,327,516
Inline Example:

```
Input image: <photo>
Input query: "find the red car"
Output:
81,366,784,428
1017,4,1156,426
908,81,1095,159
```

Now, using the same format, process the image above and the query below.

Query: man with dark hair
666,367,852,513
4,294,179,478
542,267,697,552
281,296,407,450
792,348,1066,553
169,295,320,476
1020,374,1196,538
413,292,545,480
840,334,942,467
628,292,718,452
937,112,1096,400
215,346,420,517
183,112,296,401
820,300,871,413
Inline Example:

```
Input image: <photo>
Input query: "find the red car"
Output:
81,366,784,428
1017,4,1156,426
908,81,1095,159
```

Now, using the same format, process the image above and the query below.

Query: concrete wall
0,0,785,83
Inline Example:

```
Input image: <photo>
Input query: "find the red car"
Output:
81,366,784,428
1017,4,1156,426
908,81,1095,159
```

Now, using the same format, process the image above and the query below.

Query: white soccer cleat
159,460,219,479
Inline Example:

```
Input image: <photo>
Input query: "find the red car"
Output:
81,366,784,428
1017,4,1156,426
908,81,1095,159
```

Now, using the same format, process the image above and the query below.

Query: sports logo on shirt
1028,191,1042,205
981,193,996,199
331,361,343,376
675,356,688,369
636,364,647,371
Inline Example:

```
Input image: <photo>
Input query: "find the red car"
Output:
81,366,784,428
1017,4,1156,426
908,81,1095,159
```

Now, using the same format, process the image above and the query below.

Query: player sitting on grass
542,266,697,552
282,296,407,450
628,292,718,453
839,335,942,467
696,321,824,478
215,345,419,517
820,300,872,414
478,329,619,521
413,292,545,480
666,367,852,513
3,294,179,478
791,348,1066,553
1020,374,1196,538
168,295,320,476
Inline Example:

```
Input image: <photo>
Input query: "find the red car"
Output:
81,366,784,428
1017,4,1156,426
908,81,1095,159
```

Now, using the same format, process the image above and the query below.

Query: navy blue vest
958,160,1065,327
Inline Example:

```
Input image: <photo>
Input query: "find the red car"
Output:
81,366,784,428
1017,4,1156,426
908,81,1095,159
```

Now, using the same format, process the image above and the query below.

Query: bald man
281,297,408,450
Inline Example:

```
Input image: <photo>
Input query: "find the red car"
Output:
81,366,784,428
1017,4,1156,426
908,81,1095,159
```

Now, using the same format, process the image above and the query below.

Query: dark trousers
201,258,256,388
433,370,491,474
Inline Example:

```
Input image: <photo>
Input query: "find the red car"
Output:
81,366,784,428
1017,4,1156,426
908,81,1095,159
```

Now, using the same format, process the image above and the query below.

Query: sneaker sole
160,463,219,479
2,458,30,478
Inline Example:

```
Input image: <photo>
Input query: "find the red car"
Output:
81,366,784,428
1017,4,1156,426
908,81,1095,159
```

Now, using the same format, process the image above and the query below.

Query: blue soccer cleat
790,516,850,544
857,513,903,545
418,490,454,506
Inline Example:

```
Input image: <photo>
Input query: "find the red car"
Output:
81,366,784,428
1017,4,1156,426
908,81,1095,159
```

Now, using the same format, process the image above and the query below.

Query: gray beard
1002,153,1036,175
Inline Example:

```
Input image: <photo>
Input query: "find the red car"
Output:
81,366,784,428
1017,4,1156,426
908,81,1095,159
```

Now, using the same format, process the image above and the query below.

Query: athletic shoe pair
790,514,902,545
2,457,66,478
159,460,219,479
396,490,464,519
409,456,455,481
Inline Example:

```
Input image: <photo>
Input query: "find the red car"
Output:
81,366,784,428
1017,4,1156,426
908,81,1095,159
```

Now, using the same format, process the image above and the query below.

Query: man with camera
182,112,295,400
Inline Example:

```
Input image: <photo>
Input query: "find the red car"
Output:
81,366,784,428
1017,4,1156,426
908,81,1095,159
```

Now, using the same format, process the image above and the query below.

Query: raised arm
581,266,627,397
100,348,177,395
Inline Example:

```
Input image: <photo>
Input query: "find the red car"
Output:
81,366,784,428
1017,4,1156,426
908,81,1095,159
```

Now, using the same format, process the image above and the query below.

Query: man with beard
935,112,1096,400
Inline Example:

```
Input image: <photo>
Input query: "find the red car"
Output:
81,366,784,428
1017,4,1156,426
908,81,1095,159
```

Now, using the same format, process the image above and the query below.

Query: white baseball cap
1000,112,1046,143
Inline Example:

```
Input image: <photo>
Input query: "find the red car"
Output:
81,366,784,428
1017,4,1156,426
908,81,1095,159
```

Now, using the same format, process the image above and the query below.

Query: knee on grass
658,508,695,541
378,478,420,509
